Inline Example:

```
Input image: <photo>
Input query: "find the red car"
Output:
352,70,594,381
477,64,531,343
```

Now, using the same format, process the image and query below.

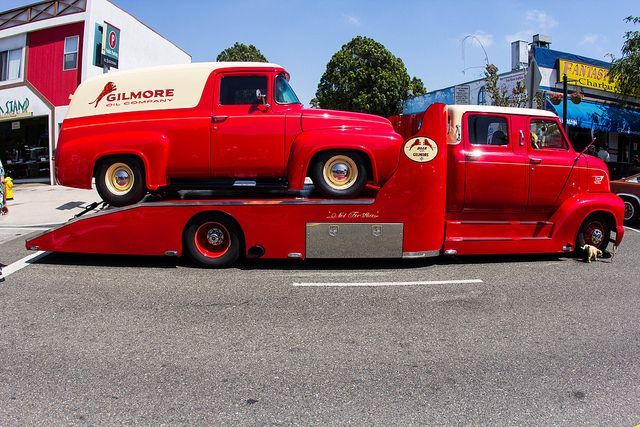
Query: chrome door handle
530,158,542,164
211,115,228,123
465,153,480,161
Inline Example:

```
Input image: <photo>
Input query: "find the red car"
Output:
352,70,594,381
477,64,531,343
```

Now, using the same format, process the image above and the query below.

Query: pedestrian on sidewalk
0,159,8,215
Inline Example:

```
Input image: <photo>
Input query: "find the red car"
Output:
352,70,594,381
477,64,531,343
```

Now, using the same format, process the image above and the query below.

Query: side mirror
256,89,270,108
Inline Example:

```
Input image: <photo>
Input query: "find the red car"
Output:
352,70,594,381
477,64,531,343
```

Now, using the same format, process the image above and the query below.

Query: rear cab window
467,115,509,146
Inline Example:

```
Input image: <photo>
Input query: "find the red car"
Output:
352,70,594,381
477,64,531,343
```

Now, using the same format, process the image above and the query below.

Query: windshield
275,74,300,104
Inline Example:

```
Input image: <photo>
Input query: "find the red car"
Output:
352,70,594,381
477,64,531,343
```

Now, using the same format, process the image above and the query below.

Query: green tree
484,63,528,108
609,16,640,99
409,77,427,97
216,42,268,62
315,36,424,117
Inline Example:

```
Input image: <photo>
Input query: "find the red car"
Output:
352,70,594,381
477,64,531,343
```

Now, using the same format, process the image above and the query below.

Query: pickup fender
286,129,401,190
56,130,170,191
550,192,626,247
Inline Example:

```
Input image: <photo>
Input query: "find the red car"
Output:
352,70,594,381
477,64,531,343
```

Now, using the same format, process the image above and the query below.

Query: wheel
622,198,639,224
183,214,241,268
577,214,611,252
310,151,368,198
95,156,146,207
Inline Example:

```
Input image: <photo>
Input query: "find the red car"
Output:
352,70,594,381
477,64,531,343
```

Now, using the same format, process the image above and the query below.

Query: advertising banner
557,59,617,93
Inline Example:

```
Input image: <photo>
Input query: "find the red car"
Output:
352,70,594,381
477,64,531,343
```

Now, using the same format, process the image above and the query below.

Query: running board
443,220,569,255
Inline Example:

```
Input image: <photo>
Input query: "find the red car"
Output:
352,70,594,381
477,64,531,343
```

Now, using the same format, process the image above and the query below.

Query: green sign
101,21,120,68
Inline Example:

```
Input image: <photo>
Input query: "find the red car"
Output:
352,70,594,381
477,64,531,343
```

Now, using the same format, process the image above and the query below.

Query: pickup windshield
275,74,300,104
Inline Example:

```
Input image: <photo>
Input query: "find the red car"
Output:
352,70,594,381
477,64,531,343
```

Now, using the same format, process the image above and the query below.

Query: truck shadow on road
32,252,578,271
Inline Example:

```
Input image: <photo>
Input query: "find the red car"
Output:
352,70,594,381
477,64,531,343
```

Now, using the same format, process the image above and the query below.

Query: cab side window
468,115,509,146
530,120,567,150
220,76,267,105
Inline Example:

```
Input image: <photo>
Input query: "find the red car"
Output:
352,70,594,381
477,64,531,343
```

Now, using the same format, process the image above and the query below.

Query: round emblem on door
403,137,438,163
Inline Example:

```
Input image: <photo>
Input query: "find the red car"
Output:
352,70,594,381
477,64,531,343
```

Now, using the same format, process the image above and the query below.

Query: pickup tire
311,151,368,198
95,156,146,207
621,197,639,224
577,214,611,252
183,214,241,268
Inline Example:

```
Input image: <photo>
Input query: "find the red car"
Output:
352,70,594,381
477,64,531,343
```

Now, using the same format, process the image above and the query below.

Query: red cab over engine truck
27,103,625,267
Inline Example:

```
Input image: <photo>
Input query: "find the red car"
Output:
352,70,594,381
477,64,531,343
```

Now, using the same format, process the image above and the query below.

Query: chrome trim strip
519,221,554,225
402,250,440,258
459,221,510,225
519,237,552,241
459,237,513,241
617,193,640,204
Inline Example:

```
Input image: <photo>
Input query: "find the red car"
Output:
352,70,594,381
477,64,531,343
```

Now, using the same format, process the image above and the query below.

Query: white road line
275,271,389,277
292,279,483,287
625,226,640,233
1,251,49,279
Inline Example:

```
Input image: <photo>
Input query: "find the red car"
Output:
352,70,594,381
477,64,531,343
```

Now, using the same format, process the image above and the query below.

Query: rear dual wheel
183,214,242,268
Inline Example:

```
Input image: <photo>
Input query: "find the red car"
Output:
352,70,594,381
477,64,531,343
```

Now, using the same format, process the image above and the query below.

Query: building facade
0,0,191,183
402,35,640,178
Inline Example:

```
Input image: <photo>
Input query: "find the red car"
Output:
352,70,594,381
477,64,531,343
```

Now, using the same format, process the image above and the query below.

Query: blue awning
547,99,640,134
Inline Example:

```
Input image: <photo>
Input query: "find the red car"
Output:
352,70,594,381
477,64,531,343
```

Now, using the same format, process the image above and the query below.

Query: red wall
27,22,84,107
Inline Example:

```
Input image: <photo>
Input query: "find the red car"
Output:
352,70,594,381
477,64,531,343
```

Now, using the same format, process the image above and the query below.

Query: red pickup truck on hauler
29,103,624,268
55,62,402,206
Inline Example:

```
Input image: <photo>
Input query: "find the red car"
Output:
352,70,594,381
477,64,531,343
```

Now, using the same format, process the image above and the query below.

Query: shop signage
101,21,120,69
557,59,617,93
0,97,32,120
454,85,470,104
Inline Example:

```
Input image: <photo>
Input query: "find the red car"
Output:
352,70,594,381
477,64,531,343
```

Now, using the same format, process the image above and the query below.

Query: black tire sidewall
95,157,146,207
622,199,639,223
311,151,368,198
183,215,241,268
577,215,612,252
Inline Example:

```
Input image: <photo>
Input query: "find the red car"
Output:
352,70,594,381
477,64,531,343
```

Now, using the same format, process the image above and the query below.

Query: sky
2,0,638,104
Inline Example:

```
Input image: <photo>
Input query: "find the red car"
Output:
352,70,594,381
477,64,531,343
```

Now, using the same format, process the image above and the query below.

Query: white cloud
505,10,558,43
580,33,606,45
525,10,558,32
467,30,494,48
342,14,361,26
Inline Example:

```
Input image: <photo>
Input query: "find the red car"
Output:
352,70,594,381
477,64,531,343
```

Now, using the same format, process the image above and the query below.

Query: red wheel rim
583,220,605,247
194,222,231,258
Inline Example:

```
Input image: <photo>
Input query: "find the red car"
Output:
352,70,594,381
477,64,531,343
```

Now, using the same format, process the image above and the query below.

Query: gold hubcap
105,163,134,195
322,155,358,190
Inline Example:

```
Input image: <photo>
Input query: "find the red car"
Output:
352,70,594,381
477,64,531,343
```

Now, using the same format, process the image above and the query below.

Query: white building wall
82,0,191,82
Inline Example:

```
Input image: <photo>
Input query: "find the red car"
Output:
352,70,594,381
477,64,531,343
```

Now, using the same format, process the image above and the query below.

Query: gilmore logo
89,82,176,108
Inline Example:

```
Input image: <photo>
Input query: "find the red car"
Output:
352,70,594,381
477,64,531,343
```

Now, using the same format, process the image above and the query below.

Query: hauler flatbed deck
26,104,625,267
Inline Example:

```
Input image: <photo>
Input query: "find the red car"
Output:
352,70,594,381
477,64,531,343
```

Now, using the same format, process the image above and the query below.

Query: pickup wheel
622,197,639,224
311,151,368,198
95,156,146,207
183,214,241,268
577,214,611,252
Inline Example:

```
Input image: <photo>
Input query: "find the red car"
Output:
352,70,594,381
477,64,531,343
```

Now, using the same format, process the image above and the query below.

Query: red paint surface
55,65,402,191
27,104,625,264
27,22,84,106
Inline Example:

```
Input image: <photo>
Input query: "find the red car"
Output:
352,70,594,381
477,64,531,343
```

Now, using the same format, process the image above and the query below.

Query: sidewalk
0,184,100,228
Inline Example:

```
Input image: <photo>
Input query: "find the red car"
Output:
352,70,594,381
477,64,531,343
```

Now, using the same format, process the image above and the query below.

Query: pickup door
210,72,286,178
462,112,528,211
525,117,578,212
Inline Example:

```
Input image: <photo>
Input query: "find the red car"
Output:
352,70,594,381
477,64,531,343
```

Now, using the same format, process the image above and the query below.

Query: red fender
286,129,401,190
550,192,625,247
55,130,170,190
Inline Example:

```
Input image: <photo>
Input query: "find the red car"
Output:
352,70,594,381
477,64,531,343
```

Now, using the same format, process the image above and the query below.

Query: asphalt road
0,227,639,425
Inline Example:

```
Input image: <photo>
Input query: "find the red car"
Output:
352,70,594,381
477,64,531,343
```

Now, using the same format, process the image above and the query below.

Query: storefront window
0,116,50,183
0,48,22,81
63,36,79,71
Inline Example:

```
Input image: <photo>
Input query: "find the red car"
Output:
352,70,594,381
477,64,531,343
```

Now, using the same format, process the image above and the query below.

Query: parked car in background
610,173,640,223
